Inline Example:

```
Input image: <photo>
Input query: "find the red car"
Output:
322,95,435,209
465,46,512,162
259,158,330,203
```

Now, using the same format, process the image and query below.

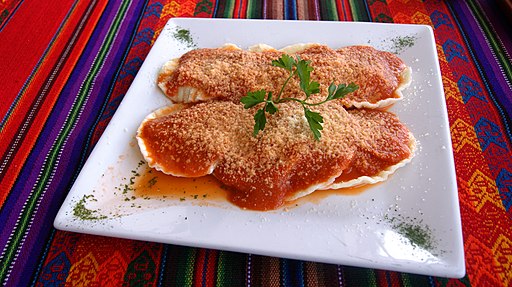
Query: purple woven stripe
312,0,321,20
476,0,512,55
0,0,121,255
449,1,512,135
0,0,149,284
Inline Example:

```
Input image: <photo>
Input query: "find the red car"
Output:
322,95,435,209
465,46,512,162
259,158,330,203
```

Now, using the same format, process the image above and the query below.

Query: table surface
1,0,511,286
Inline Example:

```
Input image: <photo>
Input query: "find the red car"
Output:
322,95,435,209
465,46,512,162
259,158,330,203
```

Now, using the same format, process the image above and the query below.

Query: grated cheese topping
158,44,411,108
137,101,415,210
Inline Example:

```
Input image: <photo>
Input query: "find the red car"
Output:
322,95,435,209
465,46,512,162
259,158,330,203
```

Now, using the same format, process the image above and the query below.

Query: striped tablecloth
1,0,511,286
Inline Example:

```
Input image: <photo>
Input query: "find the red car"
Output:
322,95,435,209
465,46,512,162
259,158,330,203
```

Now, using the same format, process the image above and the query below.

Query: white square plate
54,18,464,278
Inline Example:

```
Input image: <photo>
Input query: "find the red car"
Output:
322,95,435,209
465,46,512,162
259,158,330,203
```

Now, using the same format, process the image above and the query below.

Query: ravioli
157,43,411,109
137,101,416,210
319,109,417,191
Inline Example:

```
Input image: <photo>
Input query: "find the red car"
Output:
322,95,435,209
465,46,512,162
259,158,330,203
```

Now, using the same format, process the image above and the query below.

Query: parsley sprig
241,54,358,140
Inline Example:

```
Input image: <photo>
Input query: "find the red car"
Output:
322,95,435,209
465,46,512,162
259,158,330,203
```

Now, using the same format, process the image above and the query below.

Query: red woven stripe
206,250,218,286
192,249,218,286
0,0,22,29
194,249,206,286
239,0,248,19
375,270,388,286
389,271,403,286
0,0,75,117
0,0,108,206
336,0,353,21
232,0,241,18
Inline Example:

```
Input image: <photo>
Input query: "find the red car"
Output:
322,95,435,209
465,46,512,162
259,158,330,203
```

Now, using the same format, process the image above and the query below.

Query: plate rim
54,17,465,278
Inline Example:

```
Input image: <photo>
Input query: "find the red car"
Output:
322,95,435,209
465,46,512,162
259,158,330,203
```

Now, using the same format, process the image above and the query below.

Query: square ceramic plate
54,18,464,278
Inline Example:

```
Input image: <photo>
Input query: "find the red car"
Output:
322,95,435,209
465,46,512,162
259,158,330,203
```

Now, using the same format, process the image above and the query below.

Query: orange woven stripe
0,0,108,206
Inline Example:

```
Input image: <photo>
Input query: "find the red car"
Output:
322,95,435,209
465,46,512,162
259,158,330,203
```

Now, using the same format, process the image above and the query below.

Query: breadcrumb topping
139,43,416,210
137,101,414,210
159,44,408,107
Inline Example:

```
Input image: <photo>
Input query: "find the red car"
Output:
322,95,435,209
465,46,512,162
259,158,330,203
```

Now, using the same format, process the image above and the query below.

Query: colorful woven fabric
1,0,511,286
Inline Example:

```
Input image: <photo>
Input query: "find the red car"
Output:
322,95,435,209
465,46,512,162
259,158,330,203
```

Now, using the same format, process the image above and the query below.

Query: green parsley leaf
295,58,320,97
243,54,358,140
272,54,296,71
304,107,324,141
295,58,313,86
265,102,278,114
266,91,273,101
328,82,337,98
241,90,266,109
253,108,267,136
265,92,278,114
301,80,320,97
332,82,359,100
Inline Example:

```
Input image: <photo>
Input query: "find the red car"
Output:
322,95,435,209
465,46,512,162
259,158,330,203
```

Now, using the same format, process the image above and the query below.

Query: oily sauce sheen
137,102,415,211
132,168,373,209
133,169,227,202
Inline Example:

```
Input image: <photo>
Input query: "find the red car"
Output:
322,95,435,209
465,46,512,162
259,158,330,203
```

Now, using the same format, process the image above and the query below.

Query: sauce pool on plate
133,168,227,202
132,168,373,210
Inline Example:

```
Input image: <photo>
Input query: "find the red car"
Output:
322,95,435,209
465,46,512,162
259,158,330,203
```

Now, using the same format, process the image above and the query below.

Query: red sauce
212,153,351,211
133,169,227,202
138,117,220,177
137,98,412,211
132,168,374,210
333,167,365,183
148,46,412,211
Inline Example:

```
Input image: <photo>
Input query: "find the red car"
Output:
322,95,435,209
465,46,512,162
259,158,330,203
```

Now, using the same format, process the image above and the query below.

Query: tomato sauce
133,169,227,202
132,167,375,211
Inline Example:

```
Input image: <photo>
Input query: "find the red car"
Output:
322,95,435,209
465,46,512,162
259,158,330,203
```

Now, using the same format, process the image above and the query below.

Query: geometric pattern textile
0,0,511,286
